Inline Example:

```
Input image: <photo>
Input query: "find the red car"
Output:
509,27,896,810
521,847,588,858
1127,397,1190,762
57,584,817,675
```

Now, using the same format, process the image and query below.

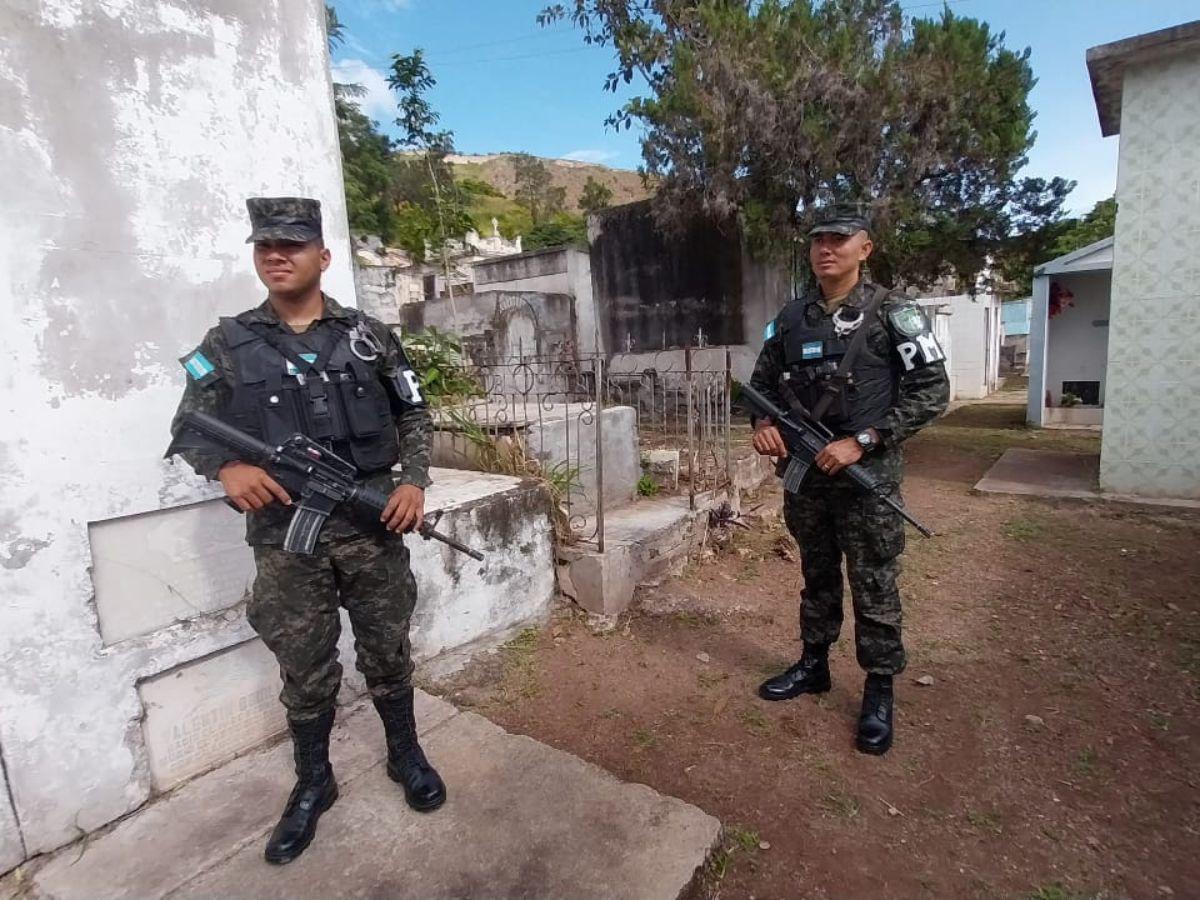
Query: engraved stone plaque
139,640,286,791
90,499,255,644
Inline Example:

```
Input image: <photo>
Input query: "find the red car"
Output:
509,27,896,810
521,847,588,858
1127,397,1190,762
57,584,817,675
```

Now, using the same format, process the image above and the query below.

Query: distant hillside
447,153,651,215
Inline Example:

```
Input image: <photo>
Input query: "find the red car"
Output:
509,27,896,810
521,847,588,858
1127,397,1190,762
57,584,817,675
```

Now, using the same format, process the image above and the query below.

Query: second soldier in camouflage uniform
750,205,949,755
168,198,444,865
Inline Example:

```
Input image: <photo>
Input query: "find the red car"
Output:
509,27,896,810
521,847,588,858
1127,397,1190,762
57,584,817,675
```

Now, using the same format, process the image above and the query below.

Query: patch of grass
631,727,660,750
1002,516,1046,542
819,787,861,819
733,559,761,583
1147,709,1171,732
912,403,1100,460
637,472,660,497
737,706,773,736
965,807,1003,835
702,824,762,887
704,846,734,883
673,610,718,629
697,669,728,688
1071,746,1097,778
1028,884,1095,900
726,824,761,852
499,627,542,699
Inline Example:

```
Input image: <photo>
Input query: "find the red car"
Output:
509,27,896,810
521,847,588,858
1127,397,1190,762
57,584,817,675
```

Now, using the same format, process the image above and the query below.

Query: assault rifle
740,383,934,538
175,411,485,560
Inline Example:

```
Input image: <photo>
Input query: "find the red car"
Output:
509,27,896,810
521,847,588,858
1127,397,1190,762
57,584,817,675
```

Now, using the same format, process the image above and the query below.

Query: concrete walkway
975,448,1200,510
20,693,719,900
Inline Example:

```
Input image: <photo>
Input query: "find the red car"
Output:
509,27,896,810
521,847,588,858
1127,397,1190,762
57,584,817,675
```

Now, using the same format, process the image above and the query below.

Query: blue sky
330,0,1199,216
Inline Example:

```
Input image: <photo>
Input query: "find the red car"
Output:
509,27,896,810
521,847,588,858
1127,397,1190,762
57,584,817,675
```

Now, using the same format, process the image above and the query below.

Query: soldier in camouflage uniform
167,198,445,865
750,205,949,755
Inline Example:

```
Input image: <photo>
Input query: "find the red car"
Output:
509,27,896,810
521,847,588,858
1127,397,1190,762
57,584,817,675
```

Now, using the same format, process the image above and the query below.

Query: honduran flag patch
180,348,219,386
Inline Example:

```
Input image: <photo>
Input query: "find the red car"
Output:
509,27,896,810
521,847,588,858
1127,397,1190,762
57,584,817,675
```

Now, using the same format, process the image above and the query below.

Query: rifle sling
810,284,889,423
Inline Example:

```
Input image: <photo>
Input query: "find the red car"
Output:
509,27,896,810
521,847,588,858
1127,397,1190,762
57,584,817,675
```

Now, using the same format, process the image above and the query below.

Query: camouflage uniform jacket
749,280,950,450
169,294,433,546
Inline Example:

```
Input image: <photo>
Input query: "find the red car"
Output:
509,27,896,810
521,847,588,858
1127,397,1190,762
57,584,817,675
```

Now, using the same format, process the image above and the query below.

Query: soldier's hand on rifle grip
752,420,789,459
382,484,425,533
814,438,863,477
217,462,292,512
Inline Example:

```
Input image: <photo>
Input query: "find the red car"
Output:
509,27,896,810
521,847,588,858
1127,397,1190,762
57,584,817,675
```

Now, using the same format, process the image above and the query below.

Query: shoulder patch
763,319,778,342
180,348,220,387
888,305,927,337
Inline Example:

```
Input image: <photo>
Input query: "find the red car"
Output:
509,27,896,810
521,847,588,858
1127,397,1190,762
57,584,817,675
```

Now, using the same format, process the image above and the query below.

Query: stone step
27,695,720,900
560,454,774,616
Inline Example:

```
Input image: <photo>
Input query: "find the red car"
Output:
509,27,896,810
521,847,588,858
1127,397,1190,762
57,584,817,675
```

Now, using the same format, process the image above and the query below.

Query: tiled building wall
1100,50,1200,498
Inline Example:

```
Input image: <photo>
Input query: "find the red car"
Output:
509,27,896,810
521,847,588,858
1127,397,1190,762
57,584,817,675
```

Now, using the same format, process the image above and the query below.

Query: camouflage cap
245,197,323,244
808,202,872,238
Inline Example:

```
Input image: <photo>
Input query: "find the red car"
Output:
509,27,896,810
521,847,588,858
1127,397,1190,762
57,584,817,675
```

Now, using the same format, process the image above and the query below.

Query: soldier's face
810,231,873,282
253,240,331,295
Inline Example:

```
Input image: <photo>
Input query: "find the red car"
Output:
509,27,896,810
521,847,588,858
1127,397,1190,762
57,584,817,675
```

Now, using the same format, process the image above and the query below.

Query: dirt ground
430,400,1199,900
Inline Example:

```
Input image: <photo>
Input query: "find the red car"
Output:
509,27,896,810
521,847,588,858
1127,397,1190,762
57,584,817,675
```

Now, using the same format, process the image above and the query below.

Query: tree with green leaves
387,50,473,283
525,216,588,251
578,175,613,214
993,196,1116,296
512,153,567,224
540,0,1073,292
337,103,400,242
1048,197,1116,259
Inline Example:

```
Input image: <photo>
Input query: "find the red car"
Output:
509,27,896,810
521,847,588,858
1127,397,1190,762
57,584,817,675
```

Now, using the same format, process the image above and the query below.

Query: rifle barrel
881,493,935,538
420,525,485,561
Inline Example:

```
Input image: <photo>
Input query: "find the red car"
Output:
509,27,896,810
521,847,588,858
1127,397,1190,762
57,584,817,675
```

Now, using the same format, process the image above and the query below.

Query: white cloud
562,149,619,164
331,58,395,124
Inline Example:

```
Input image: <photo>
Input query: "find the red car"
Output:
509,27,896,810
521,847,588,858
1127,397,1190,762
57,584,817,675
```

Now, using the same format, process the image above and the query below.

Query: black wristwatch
855,429,879,452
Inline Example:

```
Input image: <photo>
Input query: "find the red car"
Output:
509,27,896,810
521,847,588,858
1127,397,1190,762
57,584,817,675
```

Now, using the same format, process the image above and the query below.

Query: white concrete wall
1027,277,1051,426
0,0,356,864
473,247,601,356
929,311,957,401
1101,48,1200,498
1043,271,1111,407
527,406,640,513
0,753,20,875
354,264,424,325
569,249,602,357
940,294,1002,399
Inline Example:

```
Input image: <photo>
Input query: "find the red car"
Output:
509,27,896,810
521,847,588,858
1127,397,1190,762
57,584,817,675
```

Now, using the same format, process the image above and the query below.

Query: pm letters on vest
896,334,945,372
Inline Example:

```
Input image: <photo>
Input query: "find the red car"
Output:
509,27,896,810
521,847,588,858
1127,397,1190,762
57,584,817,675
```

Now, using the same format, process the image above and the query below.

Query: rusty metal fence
605,348,735,510
428,348,735,551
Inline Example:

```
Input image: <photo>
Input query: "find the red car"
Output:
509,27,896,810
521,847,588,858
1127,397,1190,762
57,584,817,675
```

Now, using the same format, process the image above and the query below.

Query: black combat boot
264,709,338,865
373,688,447,812
856,673,894,755
757,644,832,701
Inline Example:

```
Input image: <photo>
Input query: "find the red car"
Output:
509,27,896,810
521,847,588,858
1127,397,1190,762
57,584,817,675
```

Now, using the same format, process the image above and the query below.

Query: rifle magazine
782,457,810,493
283,505,329,555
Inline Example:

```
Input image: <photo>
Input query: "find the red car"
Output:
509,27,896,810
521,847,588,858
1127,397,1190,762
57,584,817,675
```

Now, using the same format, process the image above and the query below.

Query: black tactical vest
218,313,400,474
777,293,899,435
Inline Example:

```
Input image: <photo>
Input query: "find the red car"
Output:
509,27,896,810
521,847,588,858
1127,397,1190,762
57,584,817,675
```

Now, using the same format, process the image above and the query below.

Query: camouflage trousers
782,449,907,675
248,532,417,722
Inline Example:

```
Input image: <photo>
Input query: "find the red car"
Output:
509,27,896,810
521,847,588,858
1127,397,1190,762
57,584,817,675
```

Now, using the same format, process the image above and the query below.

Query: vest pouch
338,377,388,438
257,384,306,446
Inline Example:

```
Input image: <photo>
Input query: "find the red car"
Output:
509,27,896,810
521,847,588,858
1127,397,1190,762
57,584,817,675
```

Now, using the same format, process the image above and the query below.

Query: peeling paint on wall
0,0,355,863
